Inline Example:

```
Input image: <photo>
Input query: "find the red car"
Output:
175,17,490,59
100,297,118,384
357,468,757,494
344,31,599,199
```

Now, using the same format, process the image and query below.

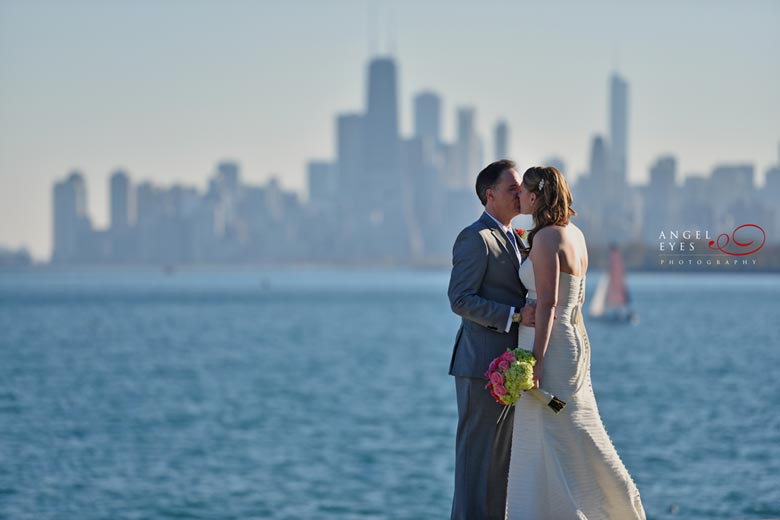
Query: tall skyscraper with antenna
365,57,399,174
609,72,629,191
606,72,636,241
361,55,410,258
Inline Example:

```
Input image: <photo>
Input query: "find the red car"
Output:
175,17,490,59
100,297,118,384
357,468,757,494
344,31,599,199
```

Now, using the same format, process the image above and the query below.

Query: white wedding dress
505,259,646,519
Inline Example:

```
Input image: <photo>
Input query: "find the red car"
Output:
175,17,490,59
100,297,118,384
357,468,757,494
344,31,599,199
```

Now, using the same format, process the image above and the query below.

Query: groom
448,160,533,520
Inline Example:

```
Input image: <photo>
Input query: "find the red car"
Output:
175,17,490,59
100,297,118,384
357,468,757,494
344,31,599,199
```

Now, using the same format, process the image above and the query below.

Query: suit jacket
448,211,527,378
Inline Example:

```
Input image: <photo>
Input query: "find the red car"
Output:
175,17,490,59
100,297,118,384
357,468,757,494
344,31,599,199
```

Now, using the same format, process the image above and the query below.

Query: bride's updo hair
522,166,577,247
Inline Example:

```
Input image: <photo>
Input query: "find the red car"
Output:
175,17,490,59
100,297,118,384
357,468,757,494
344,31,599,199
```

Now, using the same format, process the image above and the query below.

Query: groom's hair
476,159,516,206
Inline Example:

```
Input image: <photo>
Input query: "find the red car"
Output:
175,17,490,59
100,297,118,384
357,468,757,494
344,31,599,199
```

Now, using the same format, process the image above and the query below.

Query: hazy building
135,182,164,262
603,73,636,243
544,156,566,176
400,137,428,259
109,169,132,230
494,120,509,161
710,164,754,203
365,57,400,173
572,136,610,243
108,169,135,261
643,156,679,242
216,161,240,192
413,91,441,149
210,161,243,239
456,107,482,188
146,184,201,264
761,165,780,242
764,165,780,195
308,161,337,212
362,56,408,259
52,171,91,263
708,164,770,240
680,176,713,231
440,141,460,189
336,113,364,246
336,113,364,193
589,135,609,193
136,182,162,229
609,72,629,192
709,164,754,229
0,246,32,267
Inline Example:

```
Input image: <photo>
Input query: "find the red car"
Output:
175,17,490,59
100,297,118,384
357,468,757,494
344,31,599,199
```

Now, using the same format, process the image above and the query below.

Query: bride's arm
530,229,560,387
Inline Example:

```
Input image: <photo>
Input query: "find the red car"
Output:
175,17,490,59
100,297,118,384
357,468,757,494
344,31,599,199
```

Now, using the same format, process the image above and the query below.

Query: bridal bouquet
485,348,567,418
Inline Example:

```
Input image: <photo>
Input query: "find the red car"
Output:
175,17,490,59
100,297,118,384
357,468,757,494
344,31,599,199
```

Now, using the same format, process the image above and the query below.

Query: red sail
606,247,629,307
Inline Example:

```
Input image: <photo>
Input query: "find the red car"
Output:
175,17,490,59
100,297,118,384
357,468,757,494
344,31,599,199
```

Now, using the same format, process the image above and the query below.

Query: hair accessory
538,179,545,191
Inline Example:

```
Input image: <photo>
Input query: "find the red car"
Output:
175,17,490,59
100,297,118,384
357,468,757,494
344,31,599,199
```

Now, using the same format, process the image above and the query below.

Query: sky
1,0,778,261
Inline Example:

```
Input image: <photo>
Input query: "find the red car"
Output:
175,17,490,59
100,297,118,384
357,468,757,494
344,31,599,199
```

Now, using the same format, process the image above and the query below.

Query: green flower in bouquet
486,348,568,415
486,348,537,406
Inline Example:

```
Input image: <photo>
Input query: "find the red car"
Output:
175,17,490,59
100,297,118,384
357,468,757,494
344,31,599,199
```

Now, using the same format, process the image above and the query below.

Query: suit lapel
493,228,521,270
481,212,520,270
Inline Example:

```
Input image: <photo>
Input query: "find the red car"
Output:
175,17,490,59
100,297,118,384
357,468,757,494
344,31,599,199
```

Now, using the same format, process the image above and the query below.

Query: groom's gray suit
448,211,527,520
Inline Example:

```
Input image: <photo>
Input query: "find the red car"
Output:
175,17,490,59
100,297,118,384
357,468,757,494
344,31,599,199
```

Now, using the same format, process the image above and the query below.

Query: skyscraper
762,164,780,242
494,120,509,161
363,56,408,259
53,171,90,262
413,91,441,148
709,164,755,230
643,156,679,241
307,161,337,212
365,57,400,172
544,156,566,176
108,169,134,262
581,135,610,244
589,135,609,191
649,157,676,187
336,113,364,221
211,161,242,239
605,74,636,242
456,107,482,187
216,161,241,193
136,182,161,229
609,73,629,191
110,169,132,231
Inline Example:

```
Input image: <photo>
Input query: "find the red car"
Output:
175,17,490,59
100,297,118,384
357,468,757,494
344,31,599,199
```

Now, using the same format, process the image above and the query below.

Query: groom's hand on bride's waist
521,304,536,326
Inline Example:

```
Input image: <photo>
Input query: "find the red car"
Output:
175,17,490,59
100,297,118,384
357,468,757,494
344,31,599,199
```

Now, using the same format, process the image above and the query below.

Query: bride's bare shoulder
565,223,587,242
534,225,565,245
566,222,583,235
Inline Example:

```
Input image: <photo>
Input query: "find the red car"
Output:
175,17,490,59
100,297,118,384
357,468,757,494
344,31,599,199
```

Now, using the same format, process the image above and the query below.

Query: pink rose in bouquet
485,348,567,414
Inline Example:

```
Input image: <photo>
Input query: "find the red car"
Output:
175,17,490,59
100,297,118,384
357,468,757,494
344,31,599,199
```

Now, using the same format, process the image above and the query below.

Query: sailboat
589,244,639,324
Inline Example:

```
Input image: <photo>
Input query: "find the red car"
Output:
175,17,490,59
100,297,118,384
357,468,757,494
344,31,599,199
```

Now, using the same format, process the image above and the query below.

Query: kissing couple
447,160,646,519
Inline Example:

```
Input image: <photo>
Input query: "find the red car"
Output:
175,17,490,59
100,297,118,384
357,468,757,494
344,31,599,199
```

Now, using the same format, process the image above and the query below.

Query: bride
504,166,646,519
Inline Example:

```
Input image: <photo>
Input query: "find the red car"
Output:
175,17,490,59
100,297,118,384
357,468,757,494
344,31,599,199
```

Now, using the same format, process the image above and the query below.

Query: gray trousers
451,376,515,520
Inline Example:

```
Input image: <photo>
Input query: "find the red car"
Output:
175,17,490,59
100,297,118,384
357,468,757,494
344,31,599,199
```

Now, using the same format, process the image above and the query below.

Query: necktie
505,230,519,254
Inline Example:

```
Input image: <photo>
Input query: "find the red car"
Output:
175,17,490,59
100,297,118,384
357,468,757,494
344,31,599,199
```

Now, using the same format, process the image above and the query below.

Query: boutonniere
515,228,530,259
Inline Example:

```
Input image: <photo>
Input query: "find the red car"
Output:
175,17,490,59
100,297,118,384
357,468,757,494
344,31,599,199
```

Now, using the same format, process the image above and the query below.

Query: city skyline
1,1,779,260
45,53,780,269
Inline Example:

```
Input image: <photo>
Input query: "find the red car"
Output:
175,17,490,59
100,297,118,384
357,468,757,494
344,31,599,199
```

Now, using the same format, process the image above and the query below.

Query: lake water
1,268,778,520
